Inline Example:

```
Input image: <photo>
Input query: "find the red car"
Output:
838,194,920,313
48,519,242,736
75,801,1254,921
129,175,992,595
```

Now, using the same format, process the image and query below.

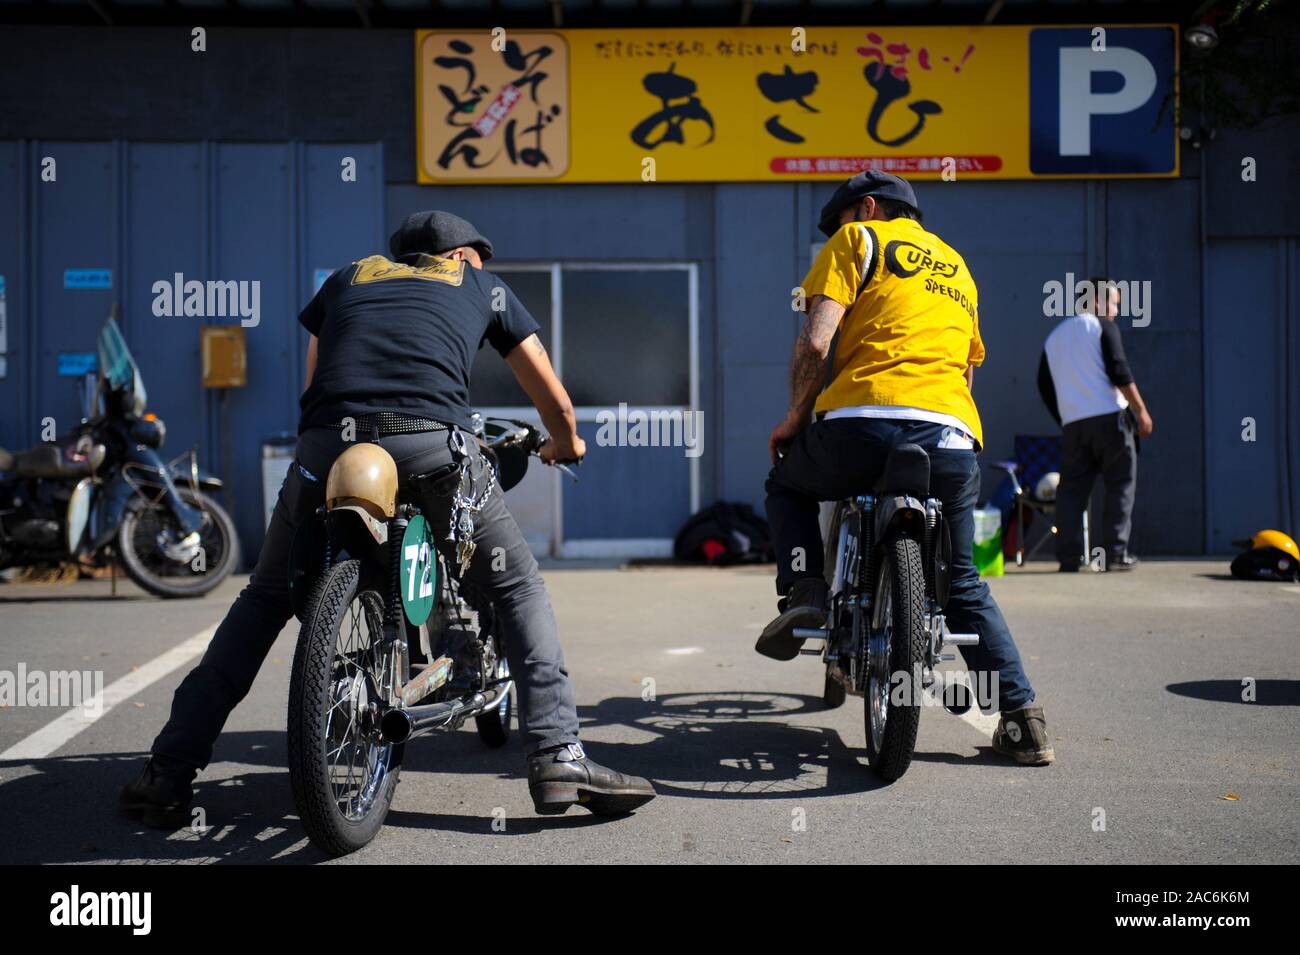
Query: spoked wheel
863,528,927,782
288,559,402,857
117,488,239,598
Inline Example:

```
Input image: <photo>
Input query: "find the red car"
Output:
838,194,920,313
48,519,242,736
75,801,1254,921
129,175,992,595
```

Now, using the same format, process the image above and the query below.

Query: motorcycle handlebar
482,420,582,475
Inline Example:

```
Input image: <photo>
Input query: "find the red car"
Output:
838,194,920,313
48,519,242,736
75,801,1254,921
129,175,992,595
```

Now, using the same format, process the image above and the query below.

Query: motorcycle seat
877,443,930,496
0,443,106,479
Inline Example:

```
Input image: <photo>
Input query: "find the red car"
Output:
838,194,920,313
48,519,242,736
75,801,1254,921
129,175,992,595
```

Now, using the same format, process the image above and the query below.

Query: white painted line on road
954,704,1000,737
665,647,703,655
0,625,216,762
923,684,1000,738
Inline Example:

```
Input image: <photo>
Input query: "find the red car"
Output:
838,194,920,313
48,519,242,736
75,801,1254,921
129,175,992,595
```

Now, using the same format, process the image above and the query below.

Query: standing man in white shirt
1037,278,1154,572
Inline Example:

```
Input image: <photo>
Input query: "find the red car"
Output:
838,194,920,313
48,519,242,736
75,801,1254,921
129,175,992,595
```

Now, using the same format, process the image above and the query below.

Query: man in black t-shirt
122,211,655,826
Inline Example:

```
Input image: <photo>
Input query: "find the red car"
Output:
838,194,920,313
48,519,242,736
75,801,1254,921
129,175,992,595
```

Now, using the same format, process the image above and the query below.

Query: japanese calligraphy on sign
416,25,1177,183
418,31,570,180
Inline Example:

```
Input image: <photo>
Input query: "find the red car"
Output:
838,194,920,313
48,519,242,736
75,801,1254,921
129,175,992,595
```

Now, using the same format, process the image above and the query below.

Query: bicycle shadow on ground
572,691,891,800
381,691,890,837
0,691,896,861
0,734,328,865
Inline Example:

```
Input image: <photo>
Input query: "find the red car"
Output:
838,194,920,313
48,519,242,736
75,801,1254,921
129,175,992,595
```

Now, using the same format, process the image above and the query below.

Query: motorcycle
0,317,239,598
798,442,979,781
285,417,575,856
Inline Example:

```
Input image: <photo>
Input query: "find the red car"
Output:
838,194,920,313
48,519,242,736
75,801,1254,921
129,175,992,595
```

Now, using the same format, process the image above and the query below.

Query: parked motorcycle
286,417,574,856
0,317,239,598
798,443,978,781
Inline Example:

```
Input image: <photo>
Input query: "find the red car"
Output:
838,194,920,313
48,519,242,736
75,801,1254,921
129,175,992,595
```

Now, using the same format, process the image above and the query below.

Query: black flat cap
389,210,494,261
817,171,920,238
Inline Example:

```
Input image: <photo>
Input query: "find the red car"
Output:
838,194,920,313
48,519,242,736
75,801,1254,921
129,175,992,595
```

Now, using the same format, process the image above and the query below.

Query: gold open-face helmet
325,443,398,520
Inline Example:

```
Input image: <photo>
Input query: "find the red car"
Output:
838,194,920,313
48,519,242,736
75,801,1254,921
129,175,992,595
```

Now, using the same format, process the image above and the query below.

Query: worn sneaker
755,578,828,661
119,754,198,828
992,705,1055,766
528,742,656,817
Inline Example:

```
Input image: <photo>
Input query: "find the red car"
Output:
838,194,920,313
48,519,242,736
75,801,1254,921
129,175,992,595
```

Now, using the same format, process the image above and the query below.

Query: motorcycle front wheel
116,487,239,598
863,528,926,782
288,559,402,857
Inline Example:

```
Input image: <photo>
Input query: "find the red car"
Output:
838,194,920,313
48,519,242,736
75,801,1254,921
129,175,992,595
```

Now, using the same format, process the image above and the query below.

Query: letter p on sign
1028,27,1176,175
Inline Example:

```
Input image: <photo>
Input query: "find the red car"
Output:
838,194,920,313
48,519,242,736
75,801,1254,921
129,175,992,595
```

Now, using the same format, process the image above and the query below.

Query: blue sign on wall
58,352,98,376
1029,27,1177,175
64,268,113,290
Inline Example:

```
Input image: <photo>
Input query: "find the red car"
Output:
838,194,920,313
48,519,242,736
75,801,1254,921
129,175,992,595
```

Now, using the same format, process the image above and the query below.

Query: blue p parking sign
1029,27,1177,175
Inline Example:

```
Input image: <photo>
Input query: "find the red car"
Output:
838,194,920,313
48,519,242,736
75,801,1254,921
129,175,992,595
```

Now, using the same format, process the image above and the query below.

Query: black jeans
764,417,1035,713
152,426,580,767
1055,410,1138,565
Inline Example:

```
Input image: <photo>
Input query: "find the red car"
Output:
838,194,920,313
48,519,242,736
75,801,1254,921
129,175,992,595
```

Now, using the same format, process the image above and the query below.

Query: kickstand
110,547,118,598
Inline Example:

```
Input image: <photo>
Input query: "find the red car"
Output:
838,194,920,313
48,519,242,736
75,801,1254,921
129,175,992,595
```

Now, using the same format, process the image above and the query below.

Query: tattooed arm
506,333,585,463
768,294,846,464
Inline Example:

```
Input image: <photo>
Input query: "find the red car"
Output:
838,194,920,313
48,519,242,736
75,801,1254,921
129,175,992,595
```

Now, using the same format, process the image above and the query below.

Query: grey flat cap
389,210,495,261
817,171,920,238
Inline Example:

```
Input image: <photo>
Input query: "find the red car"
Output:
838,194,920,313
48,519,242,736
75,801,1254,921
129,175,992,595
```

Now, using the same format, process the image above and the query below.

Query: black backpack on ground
673,501,774,565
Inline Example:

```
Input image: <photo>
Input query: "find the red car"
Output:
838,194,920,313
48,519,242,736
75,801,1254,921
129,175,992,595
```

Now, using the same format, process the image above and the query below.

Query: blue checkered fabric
1014,435,1061,500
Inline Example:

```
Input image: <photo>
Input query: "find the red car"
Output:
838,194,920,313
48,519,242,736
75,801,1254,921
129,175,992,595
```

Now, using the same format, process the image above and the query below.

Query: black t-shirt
297,253,539,433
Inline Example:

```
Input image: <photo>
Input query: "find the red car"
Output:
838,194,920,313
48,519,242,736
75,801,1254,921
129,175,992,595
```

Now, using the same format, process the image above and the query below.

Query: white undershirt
823,405,977,450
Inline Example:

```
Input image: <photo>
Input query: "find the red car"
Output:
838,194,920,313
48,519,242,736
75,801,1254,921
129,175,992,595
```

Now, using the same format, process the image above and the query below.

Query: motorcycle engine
11,519,62,551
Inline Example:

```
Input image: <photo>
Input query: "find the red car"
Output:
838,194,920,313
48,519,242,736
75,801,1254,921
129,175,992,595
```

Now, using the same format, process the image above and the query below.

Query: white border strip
558,538,674,559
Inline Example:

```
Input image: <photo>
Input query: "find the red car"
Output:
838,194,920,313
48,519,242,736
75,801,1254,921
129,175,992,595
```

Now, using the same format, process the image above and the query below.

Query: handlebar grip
522,428,547,454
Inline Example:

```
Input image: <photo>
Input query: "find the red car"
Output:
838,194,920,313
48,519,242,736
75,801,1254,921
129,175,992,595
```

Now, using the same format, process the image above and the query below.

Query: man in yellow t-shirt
758,172,1052,767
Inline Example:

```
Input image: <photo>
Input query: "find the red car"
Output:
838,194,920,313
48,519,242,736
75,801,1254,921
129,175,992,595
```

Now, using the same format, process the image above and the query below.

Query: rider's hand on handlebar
540,434,586,466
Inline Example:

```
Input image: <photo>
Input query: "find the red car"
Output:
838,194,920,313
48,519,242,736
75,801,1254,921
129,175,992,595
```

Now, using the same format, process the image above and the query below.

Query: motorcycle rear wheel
288,559,402,857
863,529,926,782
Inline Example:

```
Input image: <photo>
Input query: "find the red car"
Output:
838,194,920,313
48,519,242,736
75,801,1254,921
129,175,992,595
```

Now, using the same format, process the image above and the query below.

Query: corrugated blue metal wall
7,142,1300,560
2,13,1298,561
0,141,385,560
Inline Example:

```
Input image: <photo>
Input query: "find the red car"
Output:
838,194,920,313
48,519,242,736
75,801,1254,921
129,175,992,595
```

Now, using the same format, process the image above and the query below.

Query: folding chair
991,435,1089,567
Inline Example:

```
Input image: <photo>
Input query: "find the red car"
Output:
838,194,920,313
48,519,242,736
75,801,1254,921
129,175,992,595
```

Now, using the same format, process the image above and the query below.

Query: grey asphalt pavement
1,559,1297,864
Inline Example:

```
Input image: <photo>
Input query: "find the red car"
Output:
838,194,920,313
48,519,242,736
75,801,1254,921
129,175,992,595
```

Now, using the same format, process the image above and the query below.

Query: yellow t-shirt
804,217,985,447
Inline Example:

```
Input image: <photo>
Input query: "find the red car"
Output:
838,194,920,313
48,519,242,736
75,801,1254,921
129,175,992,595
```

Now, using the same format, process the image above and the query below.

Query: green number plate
399,515,436,626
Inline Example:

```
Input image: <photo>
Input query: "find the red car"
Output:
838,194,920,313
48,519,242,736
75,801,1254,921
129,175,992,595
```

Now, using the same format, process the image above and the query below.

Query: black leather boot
755,578,827,661
119,754,197,829
527,742,656,817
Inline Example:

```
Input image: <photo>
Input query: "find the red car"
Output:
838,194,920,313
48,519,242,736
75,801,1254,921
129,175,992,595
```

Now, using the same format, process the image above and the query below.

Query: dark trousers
151,426,580,767
764,417,1035,713
1055,410,1138,566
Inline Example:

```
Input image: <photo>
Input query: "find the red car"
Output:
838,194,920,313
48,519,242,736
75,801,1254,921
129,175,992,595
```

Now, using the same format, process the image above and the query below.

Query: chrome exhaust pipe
380,681,512,744
940,677,975,716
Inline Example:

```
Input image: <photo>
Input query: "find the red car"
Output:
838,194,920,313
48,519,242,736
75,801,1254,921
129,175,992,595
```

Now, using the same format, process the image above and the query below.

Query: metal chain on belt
446,429,497,578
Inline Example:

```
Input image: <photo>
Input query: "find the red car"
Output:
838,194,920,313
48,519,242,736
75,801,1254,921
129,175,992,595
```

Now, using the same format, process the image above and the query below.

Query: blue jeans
764,417,1036,713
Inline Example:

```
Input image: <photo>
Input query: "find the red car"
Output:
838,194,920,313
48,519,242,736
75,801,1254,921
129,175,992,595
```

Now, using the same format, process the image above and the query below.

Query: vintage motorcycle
0,317,239,598
797,442,979,781
286,417,572,856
